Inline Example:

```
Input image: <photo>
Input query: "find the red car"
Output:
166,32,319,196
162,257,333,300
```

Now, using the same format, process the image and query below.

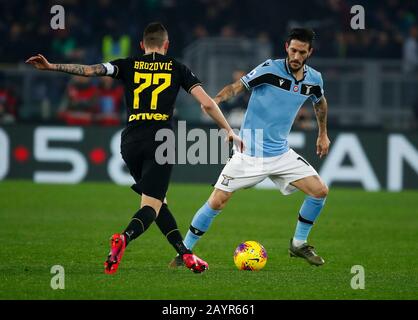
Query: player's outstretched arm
25,54,106,77
213,79,246,104
313,96,330,158
191,85,244,152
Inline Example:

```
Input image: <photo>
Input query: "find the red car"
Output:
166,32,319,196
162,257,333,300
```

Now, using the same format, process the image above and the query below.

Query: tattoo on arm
214,80,245,103
89,64,107,76
54,63,106,77
314,96,328,134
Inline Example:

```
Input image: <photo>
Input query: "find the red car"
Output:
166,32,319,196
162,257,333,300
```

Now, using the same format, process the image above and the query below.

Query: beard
287,56,308,72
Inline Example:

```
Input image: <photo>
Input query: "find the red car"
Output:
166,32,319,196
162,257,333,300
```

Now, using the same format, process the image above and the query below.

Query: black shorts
121,139,173,201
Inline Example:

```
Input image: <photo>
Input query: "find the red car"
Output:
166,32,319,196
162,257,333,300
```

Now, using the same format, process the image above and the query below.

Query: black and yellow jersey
103,52,201,144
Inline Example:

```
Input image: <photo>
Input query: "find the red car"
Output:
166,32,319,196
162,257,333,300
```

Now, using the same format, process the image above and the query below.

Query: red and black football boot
104,233,126,274
182,253,208,273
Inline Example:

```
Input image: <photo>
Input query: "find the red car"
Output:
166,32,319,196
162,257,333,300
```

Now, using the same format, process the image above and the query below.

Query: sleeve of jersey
181,64,202,93
240,59,273,90
102,59,126,80
310,73,325,104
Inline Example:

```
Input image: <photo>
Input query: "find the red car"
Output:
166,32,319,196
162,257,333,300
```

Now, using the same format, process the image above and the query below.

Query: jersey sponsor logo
128,112,170,122
293,85,299,92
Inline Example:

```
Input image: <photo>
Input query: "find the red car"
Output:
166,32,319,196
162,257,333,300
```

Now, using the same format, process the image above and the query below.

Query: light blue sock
293,196,326,242
184,202,220,250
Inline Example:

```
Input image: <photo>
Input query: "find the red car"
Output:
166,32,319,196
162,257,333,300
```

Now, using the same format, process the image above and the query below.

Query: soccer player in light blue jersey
173,28,330,266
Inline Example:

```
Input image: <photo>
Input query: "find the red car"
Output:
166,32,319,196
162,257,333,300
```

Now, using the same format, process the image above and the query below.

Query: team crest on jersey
293,85,299,92
221,174,234,186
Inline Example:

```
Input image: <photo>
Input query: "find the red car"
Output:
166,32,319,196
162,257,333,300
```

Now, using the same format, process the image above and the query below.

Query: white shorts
214,149,319,195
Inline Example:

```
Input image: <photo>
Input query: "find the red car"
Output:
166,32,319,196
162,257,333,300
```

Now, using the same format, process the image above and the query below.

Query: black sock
155,203,191,256
123,205,157,246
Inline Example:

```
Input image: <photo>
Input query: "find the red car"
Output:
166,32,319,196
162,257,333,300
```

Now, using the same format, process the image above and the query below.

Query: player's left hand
316,134,330,158
25,54,53,70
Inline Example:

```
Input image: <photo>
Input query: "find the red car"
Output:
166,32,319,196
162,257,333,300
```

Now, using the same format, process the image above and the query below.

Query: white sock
292,238,307,248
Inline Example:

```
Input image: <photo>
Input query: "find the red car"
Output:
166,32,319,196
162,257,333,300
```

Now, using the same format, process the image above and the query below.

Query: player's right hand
25,54,52,70
316,134,330,158
227,130,245,153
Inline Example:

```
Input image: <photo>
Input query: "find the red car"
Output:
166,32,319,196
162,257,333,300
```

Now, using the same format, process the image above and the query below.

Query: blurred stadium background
1,0,418,126
1,0,418,190
0,0,418,190
1,0,418,300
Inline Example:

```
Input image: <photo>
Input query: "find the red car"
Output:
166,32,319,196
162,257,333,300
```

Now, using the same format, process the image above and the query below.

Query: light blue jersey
240,58,324,157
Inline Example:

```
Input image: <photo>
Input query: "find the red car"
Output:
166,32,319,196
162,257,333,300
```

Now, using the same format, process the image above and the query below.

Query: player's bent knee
209,189,232,210
208,197,225,210
141,193,163,215
314,184,329,198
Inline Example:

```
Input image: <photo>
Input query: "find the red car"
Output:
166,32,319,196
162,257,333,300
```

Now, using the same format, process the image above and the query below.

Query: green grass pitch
0,181,417,300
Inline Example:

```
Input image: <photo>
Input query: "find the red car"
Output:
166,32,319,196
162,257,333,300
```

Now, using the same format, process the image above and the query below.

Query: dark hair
286,28,315,48
143,22,168,48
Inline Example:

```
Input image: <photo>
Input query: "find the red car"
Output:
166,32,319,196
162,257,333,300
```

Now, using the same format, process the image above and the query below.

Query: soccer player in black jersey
26,22,243,274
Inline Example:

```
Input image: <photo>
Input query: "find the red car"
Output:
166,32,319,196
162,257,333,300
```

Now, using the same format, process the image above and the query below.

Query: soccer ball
233,241,268,271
